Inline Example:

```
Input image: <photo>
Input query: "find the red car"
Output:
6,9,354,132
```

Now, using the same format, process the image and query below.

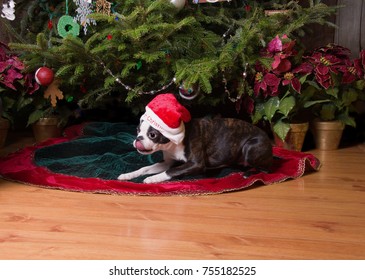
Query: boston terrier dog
117,93,273,183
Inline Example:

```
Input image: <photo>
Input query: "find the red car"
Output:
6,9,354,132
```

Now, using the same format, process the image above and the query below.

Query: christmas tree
3,0,337,124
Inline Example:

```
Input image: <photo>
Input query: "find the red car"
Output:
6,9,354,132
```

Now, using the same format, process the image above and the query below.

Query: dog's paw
117,172,137,181
143,172,171,184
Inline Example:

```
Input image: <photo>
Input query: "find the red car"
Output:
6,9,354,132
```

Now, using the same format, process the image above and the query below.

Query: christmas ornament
73,0,96,35
136,60,142,70
170,0,185,10
44,79,64,107
57,15,80,38
1,0,15,21
179,82,199,100
35,67,55,86
96,0,112,16
47,19,53,30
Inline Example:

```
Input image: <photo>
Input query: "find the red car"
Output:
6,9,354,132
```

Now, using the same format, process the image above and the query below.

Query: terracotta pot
32,117,62,143
311,120,345,150
0,117,10,148
274,122,309,152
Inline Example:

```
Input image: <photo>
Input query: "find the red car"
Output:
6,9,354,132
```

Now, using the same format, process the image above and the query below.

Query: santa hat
140,93,191,144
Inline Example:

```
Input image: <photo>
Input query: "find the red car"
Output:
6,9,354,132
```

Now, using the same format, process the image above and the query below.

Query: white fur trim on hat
141,107,185,145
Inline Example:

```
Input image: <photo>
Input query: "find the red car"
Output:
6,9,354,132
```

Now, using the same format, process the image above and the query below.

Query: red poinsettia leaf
341,71,356,84
0,61,7,72
264,73,281,86
271,56,282,70
268,35,282,53
276,59,292,73
282,79,290,86
316,73,331,89
316,64,329,75
243,96,254,114
11,57,25,70
282,40,296,53
293,62,313,74
291,78,301,93
24,73,40,95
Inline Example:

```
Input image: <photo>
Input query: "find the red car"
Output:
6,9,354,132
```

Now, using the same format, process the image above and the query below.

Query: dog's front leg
117,161,172,181
143,161,203,184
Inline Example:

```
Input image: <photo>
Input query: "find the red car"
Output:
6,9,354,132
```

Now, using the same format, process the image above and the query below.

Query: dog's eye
148,132,157,139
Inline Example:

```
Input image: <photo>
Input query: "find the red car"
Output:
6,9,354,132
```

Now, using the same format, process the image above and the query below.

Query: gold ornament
44,79,64,107
96,0,112,16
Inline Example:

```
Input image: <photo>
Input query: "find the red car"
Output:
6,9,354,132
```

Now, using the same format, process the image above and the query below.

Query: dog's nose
136,135,144,141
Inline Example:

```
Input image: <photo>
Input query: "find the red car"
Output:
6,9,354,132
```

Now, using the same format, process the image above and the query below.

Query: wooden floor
0,131,364,260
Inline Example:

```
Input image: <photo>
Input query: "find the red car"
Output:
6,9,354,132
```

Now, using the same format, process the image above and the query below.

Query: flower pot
32,117,62,143
0,117,10,148
273,122,309,151
311,120,345,150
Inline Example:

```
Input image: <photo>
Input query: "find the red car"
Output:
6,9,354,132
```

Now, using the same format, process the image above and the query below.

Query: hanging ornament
73,0,96,35
136,60,142,70
47,19,53,30
35,67,55,86
44,79,64,107
57,0,80,38
170,0,186,10
179,82,199,100
57,15,80,38
96,0,112,16
1,0,15,21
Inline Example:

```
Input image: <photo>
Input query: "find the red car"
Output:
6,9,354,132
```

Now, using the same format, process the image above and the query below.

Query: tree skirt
0,122,321,196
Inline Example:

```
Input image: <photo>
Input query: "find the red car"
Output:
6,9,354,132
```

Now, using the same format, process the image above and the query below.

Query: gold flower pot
273,122,309,152
311,120,345,150
32,117,62,143
0,117,10,148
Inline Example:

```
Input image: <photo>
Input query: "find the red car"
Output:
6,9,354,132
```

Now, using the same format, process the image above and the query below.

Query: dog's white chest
165,143,187,162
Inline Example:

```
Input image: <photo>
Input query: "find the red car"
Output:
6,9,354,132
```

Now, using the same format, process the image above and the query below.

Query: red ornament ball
35,67,54,86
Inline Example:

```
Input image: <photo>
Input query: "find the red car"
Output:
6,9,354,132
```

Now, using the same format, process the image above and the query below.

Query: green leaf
279,96,296,117
273,120,291,141
338,113,356,127
263,96,280,122
304,99,330,108
320,103,336,121
252,103,265,124
27,110,44,126
306,80,322,90
16,96,33,111
354,80,365,90
342,88,358,106
326,87,339,98
299,73,309,84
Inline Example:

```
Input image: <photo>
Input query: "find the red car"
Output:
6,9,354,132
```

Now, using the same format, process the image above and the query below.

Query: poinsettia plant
251,35,312,141
300,44,365,127
1,42,74,127
0,42,39,124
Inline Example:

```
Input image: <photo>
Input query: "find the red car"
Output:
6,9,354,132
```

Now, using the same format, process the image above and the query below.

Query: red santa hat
140,93,191,144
